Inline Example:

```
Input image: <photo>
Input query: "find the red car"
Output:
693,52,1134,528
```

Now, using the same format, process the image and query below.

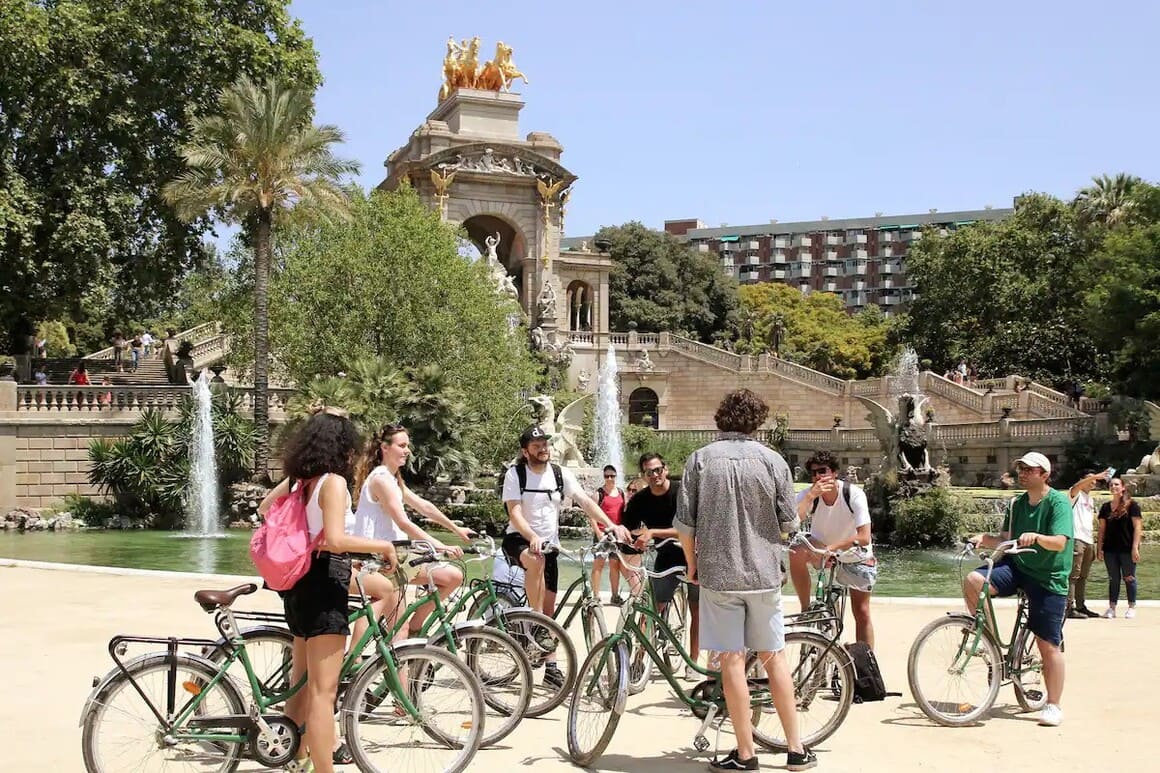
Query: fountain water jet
188,370,222,536
592,342,625,487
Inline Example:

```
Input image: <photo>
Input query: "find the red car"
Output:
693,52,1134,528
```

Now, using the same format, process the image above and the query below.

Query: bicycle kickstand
692,703,720,752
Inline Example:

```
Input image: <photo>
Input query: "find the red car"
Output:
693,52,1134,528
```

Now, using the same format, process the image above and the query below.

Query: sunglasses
644,467,666,477
603,474,616,479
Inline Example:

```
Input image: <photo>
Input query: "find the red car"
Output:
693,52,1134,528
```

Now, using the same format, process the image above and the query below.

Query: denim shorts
976,560,1066,646
699,588,784,653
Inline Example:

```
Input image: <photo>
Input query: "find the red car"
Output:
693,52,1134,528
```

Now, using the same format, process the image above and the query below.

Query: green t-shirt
1002,488,1074,596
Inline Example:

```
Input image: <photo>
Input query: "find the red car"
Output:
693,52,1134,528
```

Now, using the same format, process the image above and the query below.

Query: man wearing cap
502,425,631,687
965,451,1073,727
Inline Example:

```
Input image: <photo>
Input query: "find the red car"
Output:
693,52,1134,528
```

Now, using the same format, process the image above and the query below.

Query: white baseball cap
1016,452,1051,474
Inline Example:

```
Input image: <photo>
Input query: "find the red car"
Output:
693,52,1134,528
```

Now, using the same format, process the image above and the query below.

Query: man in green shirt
965,451,1072,728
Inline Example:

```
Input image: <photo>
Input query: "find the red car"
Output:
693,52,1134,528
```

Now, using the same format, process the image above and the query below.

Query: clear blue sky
288,0,1159,236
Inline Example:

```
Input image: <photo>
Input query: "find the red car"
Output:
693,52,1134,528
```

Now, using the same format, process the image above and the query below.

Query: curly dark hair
714,389,769,434
805,449,840,474
281,412,362,482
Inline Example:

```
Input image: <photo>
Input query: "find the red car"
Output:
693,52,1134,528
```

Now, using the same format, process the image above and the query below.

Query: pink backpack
250,478,323,591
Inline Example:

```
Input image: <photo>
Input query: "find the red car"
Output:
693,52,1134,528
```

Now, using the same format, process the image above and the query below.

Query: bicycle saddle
194,583,258,612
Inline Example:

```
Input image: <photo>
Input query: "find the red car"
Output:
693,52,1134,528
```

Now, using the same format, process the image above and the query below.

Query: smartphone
1105,467,1116,479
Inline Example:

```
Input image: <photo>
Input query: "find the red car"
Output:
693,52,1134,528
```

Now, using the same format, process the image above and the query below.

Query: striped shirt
674,433,799,592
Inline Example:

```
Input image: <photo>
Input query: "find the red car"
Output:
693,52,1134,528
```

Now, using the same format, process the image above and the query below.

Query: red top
595,486,625,532
68,370,90,385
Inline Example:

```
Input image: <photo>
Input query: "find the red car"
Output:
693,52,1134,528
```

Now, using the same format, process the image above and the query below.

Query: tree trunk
252,208,272,482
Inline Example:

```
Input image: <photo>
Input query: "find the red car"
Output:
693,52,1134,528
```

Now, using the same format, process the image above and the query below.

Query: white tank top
301,473,353,540
352,465,405,542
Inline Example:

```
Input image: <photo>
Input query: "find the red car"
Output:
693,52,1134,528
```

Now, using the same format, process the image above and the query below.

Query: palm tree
163,76,358,480
1074,173,1143,226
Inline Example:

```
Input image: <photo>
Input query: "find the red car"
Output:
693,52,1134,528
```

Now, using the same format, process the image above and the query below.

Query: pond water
1,530,1154,600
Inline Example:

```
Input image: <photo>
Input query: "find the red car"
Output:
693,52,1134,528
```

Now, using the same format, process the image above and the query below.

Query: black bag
844,642,900,703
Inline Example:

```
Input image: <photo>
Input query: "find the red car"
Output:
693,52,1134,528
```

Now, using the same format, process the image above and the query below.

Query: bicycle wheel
1011,628,1047,712
497,609,577,717
81,653,246,773
203,626,294,701
908,615,1002,726
566,636,629,766
627,620,654,695
431,626,533,747
581,601,607,652
341,645,484,773
749,630,854,752
660,586,689,673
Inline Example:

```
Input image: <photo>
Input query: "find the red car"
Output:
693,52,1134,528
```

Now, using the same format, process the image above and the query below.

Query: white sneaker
1125,607,1137,619
1038,703,1063,726
683,663,698,682
1103,607,1117,618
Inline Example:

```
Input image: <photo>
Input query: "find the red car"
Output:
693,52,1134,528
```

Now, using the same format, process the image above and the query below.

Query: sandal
333,742,354,765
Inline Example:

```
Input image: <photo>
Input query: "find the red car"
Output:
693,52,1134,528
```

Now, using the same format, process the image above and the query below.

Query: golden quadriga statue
440,37,528,101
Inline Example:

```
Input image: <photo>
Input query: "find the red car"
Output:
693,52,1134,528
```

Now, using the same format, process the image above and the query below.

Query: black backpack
844,642,900,703
514,461,565,500
809,480,853,515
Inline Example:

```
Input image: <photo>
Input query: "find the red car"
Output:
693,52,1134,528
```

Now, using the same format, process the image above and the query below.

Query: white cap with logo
1016,451,1051,475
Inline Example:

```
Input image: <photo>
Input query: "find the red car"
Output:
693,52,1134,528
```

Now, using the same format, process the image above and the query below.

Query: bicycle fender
202,624,292,658
78,650,222,727
475,603,535,624
426,619,487,646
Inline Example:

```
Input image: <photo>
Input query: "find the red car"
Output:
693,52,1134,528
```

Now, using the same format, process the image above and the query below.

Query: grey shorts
699,588,785,653
834,560,878,593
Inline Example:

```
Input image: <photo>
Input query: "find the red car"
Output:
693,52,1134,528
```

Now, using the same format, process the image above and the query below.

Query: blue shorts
975,560,1066,646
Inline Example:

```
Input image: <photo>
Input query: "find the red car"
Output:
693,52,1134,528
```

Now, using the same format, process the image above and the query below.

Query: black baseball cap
519,425,552,447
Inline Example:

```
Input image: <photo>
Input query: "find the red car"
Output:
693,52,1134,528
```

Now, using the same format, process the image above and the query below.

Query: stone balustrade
85,321,221,360
921,372,985,411
15,385,296,418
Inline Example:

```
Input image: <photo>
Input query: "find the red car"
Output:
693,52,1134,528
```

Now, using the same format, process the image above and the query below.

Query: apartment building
662,208,1012,312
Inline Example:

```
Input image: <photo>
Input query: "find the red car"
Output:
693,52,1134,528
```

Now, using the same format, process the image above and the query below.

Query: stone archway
628,387,660,428
461,213,527,301
566,279,594,331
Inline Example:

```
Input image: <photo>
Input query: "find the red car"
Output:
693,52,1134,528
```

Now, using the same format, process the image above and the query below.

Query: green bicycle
566,548,855,766
79,554,485,773
907,538,1048,726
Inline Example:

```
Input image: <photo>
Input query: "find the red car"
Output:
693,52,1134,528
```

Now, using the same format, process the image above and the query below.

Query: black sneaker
1066,609,1086,620
1079,606,1100,618
787,749,817,771
544,664,565,688
708,750,758,771
609,593,625,605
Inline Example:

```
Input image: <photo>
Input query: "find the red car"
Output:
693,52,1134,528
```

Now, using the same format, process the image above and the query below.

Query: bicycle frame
948,550,1032,678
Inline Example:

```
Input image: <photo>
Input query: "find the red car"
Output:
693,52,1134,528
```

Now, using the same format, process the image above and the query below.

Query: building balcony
772,269,787,279
823,266,839,277
794,267,813,279
851,248,869,260
879,230,897,243
823,249,839,260
880,262,896,274
846,233,868,245
823,281,838,292
745,240,760,250
698,243,710,252
880,246,895,258
772,250,788,263
853,278,866,290
882,296,901,306
881,277,895,289
774,236,790,249
793,235,812,247
825,234,842,246
746,255,760,266
903,230,922,241
851,263,868,276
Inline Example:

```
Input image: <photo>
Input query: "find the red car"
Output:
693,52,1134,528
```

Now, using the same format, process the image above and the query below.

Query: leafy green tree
734,283,895,379
163,76,357,480
0,0,319,348
1084,221,1160,398
1074,173,1144,227
284,358,480,485
594,222,740,342
242,187,539,470
35,320,76,358
903,194,1103,384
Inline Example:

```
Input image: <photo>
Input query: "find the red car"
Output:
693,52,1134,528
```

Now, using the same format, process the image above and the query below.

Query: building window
566,280,594,332
628,387,660,428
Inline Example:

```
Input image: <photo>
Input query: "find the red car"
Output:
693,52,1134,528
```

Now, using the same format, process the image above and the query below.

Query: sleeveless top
596,486,625,530
301,472,354,541
352,465,406,542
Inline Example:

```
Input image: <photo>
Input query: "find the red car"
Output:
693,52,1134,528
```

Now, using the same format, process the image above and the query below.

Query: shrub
36,320,77,357
891,487,969,547
88,394,255,528
55,493,118,527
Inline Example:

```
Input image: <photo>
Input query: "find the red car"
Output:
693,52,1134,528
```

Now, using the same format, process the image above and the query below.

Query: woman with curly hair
256,407,401,773
351,422,475,639
1097,477,1143,619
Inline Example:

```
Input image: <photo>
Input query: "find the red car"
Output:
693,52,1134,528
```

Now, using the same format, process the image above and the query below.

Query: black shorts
502,532,559,593
651,571,699,605
280,551,352,639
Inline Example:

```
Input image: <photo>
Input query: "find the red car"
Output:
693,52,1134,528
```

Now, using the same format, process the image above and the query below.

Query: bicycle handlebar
788,532,868,563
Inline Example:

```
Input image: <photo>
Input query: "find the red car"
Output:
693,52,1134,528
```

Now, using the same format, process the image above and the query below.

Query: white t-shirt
351,465,406,542
796,481,873,557
1071,490,1094,545
502,463,583,541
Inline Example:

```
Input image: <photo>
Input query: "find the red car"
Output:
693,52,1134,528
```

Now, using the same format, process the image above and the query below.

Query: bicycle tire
907,615,1002,727
627,621,654,695
341,644,484,773
203,626,294,701
1011,628,1047,712
581,602,607,652
496,609,577,717
660,586,689,673
81,652,246,773
428,626,533,746
749,630,854,752
566,636,629,767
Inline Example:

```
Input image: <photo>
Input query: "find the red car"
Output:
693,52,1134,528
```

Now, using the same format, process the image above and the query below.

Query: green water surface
0,530,1153,599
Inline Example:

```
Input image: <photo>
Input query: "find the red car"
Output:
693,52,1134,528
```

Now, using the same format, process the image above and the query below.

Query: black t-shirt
1098,501,1142,553
622,483,685,573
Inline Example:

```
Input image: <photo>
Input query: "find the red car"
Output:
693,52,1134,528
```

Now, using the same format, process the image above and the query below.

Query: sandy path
2,564,1151,771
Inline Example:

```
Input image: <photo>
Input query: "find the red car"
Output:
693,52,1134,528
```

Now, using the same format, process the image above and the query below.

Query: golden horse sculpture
439,38,528,101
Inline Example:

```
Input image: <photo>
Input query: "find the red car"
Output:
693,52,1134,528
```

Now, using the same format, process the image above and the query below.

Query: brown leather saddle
193,583,258,612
